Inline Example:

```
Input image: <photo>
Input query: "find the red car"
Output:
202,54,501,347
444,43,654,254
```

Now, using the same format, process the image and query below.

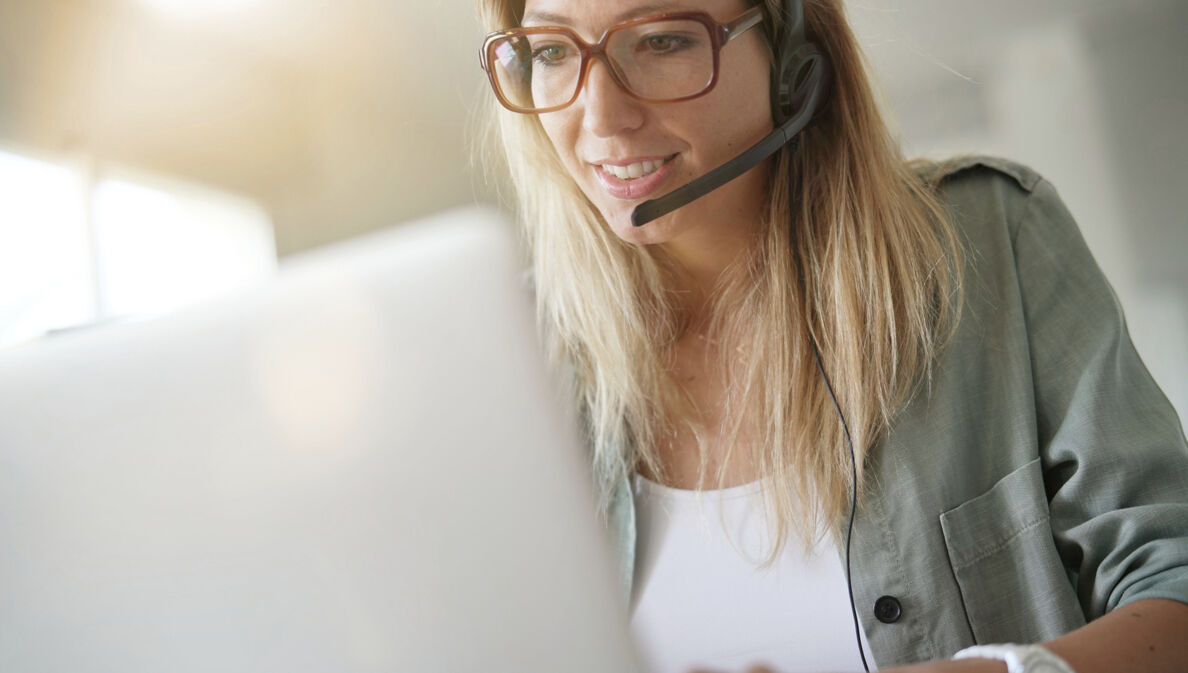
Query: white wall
858,0,1188,424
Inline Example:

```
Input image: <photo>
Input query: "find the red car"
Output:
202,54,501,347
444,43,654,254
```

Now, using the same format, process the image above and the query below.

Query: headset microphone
630,0,831,228
630,53,828,227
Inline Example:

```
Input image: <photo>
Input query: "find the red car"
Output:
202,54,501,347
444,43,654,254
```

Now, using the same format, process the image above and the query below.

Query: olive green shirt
604,156,1188,668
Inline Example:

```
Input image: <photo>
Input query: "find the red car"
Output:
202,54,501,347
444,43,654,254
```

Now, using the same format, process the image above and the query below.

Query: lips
601,158,666,180
592,154,677,200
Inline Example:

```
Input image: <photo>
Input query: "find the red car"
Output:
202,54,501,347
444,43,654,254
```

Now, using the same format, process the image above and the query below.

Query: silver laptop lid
0,207,642,673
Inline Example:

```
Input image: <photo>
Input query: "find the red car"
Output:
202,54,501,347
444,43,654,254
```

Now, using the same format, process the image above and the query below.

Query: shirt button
874,595,903,624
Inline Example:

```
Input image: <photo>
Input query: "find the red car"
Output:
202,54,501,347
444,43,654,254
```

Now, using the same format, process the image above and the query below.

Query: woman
475,0,1188,671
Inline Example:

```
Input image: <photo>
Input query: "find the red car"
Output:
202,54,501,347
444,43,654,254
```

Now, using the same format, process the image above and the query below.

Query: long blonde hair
476,0,962,558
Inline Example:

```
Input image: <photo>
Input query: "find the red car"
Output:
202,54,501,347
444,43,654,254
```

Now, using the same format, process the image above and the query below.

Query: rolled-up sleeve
1013,178,1188,618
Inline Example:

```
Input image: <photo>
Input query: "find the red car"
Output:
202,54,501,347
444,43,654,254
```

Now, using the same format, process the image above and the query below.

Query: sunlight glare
0,149,91,347
136,0,262,20
93,175,276,318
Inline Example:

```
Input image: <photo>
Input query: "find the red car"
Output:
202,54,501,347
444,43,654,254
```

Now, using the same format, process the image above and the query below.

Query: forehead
520,0,743,30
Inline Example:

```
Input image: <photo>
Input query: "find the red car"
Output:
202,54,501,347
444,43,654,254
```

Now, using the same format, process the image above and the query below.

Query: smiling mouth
599,156,673,180
592,154,679,201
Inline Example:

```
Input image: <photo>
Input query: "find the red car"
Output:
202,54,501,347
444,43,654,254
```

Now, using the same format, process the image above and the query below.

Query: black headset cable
810,337,870,673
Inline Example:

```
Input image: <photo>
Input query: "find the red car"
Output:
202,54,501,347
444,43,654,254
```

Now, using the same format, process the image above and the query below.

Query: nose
578,58,645,138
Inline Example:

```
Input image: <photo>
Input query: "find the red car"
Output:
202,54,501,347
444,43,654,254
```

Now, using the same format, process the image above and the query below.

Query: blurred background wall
0,0,1184,420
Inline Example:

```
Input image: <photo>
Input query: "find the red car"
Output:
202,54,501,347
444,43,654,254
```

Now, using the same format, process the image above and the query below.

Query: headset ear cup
793,46,829,109
774,44,827,125
772,0,813,124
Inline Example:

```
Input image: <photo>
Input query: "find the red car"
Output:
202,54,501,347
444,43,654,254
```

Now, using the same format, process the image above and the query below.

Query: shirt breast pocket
939,457,1086,644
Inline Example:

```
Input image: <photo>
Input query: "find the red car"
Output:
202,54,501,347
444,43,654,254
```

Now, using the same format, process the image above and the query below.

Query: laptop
0,207,644,673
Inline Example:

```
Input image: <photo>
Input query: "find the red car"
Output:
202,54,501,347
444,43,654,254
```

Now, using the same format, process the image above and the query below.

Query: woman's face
522,0,775,247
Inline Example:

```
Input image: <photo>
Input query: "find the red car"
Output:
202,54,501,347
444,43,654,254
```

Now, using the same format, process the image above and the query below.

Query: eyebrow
522,2,688,27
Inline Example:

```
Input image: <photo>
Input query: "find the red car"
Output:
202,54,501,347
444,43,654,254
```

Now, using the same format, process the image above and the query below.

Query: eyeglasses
479,6,765,114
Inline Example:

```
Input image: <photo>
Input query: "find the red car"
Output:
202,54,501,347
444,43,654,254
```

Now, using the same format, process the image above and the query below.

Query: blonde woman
475,0,1188,671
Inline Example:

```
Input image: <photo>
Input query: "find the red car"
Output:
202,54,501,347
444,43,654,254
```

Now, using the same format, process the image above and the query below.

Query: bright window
0,150,92,348
93,172,276,318
0,146,276,349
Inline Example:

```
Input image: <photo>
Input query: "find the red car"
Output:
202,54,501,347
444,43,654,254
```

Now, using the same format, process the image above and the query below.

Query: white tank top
629,474,877,673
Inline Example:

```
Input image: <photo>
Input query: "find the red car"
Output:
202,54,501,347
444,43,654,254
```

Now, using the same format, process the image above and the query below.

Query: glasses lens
486,19,715,113
488,32,583,111
607,19,714,101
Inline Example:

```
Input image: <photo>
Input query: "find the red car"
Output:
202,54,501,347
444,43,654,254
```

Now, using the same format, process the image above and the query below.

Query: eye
532,42,572,66
637,33,694,54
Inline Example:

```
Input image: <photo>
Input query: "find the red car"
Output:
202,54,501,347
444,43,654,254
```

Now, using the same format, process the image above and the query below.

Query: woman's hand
688,660,1006,673
686,597,1188,673
881,660,1007,673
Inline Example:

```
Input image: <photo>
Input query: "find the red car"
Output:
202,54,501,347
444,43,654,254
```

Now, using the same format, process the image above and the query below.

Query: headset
630,3,869,671
629,0,832,227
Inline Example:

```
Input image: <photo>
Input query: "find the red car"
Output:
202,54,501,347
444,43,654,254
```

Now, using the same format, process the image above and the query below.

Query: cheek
537,115,580,176
706,46,773,136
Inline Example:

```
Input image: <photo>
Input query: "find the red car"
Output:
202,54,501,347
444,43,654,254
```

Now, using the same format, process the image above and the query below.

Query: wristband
953,644,1076,673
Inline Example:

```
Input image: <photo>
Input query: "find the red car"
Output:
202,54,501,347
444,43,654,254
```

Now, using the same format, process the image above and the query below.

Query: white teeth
602,158,666,180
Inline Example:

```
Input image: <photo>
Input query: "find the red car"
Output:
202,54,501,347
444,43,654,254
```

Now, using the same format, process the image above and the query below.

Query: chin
601,205,675,246
590,199,642,242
